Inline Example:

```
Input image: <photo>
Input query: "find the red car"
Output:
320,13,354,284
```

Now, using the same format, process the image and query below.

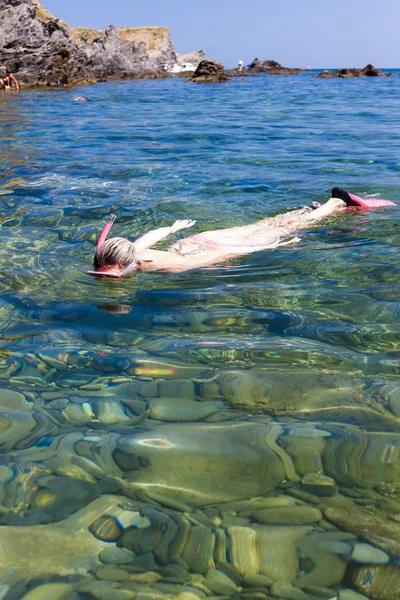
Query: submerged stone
270,582,308,600
89,515,123,542
20,584,73,600
339,589,369,600
301,473,338,497
148,398,218,422
251,506,322,525
350,564,400,599
350,543,390,565
116,422,286,505
205,569,238,595
99,546,136,565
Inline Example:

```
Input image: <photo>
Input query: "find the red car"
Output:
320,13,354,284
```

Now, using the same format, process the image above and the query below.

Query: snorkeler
88,188,396,277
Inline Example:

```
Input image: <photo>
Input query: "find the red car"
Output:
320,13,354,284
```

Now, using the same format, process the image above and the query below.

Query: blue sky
45,0,400,69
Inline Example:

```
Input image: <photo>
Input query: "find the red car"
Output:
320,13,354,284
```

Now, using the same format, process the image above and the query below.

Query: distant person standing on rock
0,69,19,91
238,59,244,72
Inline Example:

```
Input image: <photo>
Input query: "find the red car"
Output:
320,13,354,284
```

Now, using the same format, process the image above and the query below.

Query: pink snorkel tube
96,214,116,251
87,214,137,278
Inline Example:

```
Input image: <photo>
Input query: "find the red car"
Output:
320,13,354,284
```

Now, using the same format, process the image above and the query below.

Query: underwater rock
199,369,400,431
200,370,272,407
279,434,326,476
339,590,369,600
116,422,286,505
147,397,219,422
300,473,338,497
205,569,238,595
270,582,308,600
90,515,124,542
0,388,30,410
181,525,215,573
350,564,400,600
95,565,132,581
322,495,400,557
78,579,135,599
220,496,296,512
99,546,136,565
296,531,347,587
322,428,400,489
254,525,312,582
19,583,74,599
251,506,322,525
0,495,126,584
351,543,389,565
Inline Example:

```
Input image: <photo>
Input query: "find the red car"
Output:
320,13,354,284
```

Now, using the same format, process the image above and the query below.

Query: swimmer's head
93,237,136,270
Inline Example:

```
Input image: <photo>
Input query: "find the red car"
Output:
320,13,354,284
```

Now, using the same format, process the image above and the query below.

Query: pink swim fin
348,193,397,209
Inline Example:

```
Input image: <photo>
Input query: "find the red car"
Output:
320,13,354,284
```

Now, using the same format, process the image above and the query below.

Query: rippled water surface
0,73,399,600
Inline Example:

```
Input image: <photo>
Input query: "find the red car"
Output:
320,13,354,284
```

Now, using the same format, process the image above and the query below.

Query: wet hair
93,237,136,269
5,69,10,75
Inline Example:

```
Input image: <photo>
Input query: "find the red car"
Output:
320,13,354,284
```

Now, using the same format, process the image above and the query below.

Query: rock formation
188,59,229,83
176,50,205,68
0,0,176,87
316,64,396,78
71,26,176,64
248,58,305,75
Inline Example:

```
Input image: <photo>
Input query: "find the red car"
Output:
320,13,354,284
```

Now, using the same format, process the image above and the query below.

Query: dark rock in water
189,59,230,83
0,0,176,87
247,58,305,75
316,64,396,78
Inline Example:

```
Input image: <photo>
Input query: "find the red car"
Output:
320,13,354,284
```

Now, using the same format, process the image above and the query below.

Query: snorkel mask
87,214,137,278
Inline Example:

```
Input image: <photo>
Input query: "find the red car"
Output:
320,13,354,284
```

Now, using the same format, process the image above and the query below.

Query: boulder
188,59,229,83
247,58,305,75
316,64,395,78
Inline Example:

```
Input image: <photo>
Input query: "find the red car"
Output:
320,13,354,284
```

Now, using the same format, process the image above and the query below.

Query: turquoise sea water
0,72,399,599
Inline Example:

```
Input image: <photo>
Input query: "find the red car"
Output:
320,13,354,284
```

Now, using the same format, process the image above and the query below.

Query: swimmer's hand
170,219,196,233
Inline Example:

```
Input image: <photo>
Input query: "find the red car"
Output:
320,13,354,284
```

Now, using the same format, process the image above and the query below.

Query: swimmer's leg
298,197,346,224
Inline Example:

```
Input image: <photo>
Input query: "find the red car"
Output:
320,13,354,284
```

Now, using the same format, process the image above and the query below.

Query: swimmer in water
89,188,393,276
1,69,19,91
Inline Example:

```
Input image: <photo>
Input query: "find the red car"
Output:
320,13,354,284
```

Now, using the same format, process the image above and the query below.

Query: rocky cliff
0,0,176,87
71,26,176,64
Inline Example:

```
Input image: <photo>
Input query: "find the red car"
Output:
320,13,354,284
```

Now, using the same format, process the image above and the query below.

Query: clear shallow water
0,73,399,599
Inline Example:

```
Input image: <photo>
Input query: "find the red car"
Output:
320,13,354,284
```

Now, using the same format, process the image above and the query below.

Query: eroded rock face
188,59,229,83
248,58,305,75
176,49,205,68
0,0,173,87
316,64,395,78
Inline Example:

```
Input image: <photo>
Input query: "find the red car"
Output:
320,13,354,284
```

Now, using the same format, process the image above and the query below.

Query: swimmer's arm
134,219,196,251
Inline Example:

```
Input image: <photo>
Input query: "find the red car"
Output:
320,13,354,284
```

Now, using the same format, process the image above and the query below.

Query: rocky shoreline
1,1,396,88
